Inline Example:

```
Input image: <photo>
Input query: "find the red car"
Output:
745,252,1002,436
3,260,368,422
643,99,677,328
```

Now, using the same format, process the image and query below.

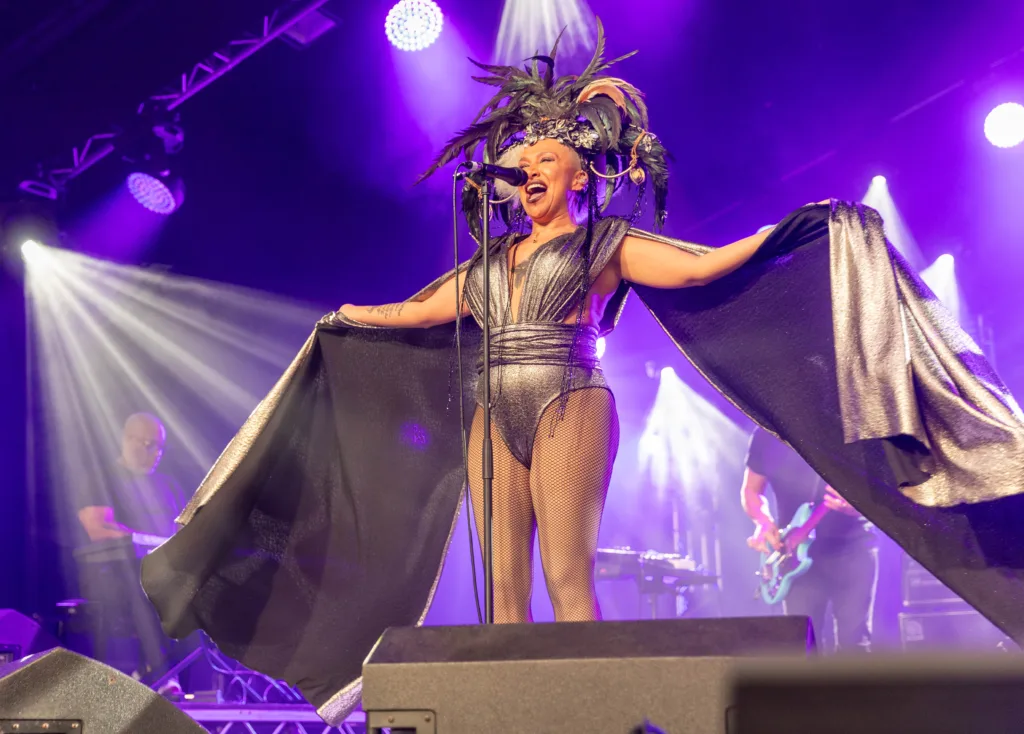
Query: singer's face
517,139,588,224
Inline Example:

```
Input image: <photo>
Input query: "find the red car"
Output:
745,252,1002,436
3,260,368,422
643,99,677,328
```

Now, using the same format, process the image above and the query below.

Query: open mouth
525,182,547,204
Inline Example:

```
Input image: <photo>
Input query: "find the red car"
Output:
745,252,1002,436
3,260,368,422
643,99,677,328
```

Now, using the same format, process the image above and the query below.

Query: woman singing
143,22,1024,725
340,133,774,623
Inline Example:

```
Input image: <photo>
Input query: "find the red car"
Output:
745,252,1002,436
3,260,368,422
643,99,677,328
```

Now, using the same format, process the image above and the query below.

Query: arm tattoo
366,302,406,319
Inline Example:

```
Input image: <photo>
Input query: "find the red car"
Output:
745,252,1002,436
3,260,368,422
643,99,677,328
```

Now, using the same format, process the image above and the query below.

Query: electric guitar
756,501,831,605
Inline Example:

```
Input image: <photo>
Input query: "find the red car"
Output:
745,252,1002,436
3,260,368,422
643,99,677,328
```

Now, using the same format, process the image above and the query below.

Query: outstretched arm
617,201,829,289
339,270,470,328
616,227,774,289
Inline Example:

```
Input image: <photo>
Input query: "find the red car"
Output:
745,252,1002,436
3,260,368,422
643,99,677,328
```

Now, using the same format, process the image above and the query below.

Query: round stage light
596,337,606,358
126,172,178,215
385,0,443,52
21,239,42,262
984,102,1024,149
872,175,887,186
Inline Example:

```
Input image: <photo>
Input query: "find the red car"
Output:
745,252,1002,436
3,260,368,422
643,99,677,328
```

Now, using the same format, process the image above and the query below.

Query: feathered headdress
419,19,670,234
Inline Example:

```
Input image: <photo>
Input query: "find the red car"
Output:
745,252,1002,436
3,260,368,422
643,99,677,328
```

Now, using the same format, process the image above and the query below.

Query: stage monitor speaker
0,647,205,734
731,653,1024,734
0,609,59,664
362,616,813,733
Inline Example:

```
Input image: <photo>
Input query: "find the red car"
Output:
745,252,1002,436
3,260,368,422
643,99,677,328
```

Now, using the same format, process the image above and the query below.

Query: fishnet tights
468,387,619,623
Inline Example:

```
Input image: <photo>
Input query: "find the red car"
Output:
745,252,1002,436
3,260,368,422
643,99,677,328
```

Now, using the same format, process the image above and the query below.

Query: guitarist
741,427,877,653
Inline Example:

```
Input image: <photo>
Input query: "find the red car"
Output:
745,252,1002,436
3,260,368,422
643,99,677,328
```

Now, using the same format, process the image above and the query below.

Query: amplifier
363,616,814,734
899,608,1013,652
732,654,1024,733
0,647,204,733
902,555,963,607
0,610,59,664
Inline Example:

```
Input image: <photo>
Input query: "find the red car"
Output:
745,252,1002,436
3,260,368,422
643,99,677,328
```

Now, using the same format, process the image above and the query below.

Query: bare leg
530,388,619,622
468,406,536,623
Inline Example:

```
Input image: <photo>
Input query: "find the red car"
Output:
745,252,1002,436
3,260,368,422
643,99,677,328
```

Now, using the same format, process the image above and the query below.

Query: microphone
457,161,528,188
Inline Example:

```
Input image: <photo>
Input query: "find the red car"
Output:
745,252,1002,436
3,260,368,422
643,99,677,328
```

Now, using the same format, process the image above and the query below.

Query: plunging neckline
506,227,581,275
505,227,581,323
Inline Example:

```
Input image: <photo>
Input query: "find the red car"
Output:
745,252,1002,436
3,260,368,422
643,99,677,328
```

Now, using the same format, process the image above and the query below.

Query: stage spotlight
126,172,183,215
872,175,887,186
984,102,1024,149
121,119,185,214
385,0,443,52
21,239,43,262
596,336,606,358
936,253,954,267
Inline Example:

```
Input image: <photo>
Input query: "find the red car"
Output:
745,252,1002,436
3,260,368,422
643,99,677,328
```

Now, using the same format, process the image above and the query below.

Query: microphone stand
480,179,495,625
457,167,521,626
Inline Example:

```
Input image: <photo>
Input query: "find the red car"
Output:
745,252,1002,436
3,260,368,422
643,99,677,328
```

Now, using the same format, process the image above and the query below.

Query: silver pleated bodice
462,218,631,466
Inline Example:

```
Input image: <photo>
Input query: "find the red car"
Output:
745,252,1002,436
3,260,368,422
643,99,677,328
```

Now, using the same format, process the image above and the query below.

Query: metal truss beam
177,703,365,734
18,0,332,201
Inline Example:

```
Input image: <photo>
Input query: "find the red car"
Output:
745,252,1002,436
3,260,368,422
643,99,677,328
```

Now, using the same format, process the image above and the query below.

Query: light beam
862,174,926,271
921,252,963,324
494,0,594,66
637,366,746,505
24,243,321,593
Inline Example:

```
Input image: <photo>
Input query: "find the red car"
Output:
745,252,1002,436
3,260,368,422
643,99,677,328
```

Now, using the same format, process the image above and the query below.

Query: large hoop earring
588,130,650,185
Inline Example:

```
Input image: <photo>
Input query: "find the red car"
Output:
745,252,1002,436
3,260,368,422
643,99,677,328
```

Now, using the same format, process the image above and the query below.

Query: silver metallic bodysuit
463,216,632,468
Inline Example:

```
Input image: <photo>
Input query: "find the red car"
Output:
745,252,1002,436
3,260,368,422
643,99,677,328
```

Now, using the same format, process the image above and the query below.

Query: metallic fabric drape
143,203,1024,727
830,202,1024,507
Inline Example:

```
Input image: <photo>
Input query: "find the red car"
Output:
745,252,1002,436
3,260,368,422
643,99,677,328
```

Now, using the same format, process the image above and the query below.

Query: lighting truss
151,635,363,732
18,0,334,201
178,703,366,733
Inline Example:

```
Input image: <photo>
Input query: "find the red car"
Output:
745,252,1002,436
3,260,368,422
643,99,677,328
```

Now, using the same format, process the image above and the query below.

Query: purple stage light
984,103,1024,149
126,172,178,215
385,0,443,52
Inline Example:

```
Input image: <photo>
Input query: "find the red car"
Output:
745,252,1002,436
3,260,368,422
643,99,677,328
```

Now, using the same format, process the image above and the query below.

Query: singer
340,141,769,624
143,21,1024,726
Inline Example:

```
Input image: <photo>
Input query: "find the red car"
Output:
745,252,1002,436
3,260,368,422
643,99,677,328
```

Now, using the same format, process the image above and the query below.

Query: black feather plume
418,16,671,232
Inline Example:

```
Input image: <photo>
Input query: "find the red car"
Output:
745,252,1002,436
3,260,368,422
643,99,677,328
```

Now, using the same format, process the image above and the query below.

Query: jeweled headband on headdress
419,19,670,234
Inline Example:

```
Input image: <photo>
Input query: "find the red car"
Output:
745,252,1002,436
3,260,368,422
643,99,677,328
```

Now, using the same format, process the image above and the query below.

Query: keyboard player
74,413,187,689
77,413,185,542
